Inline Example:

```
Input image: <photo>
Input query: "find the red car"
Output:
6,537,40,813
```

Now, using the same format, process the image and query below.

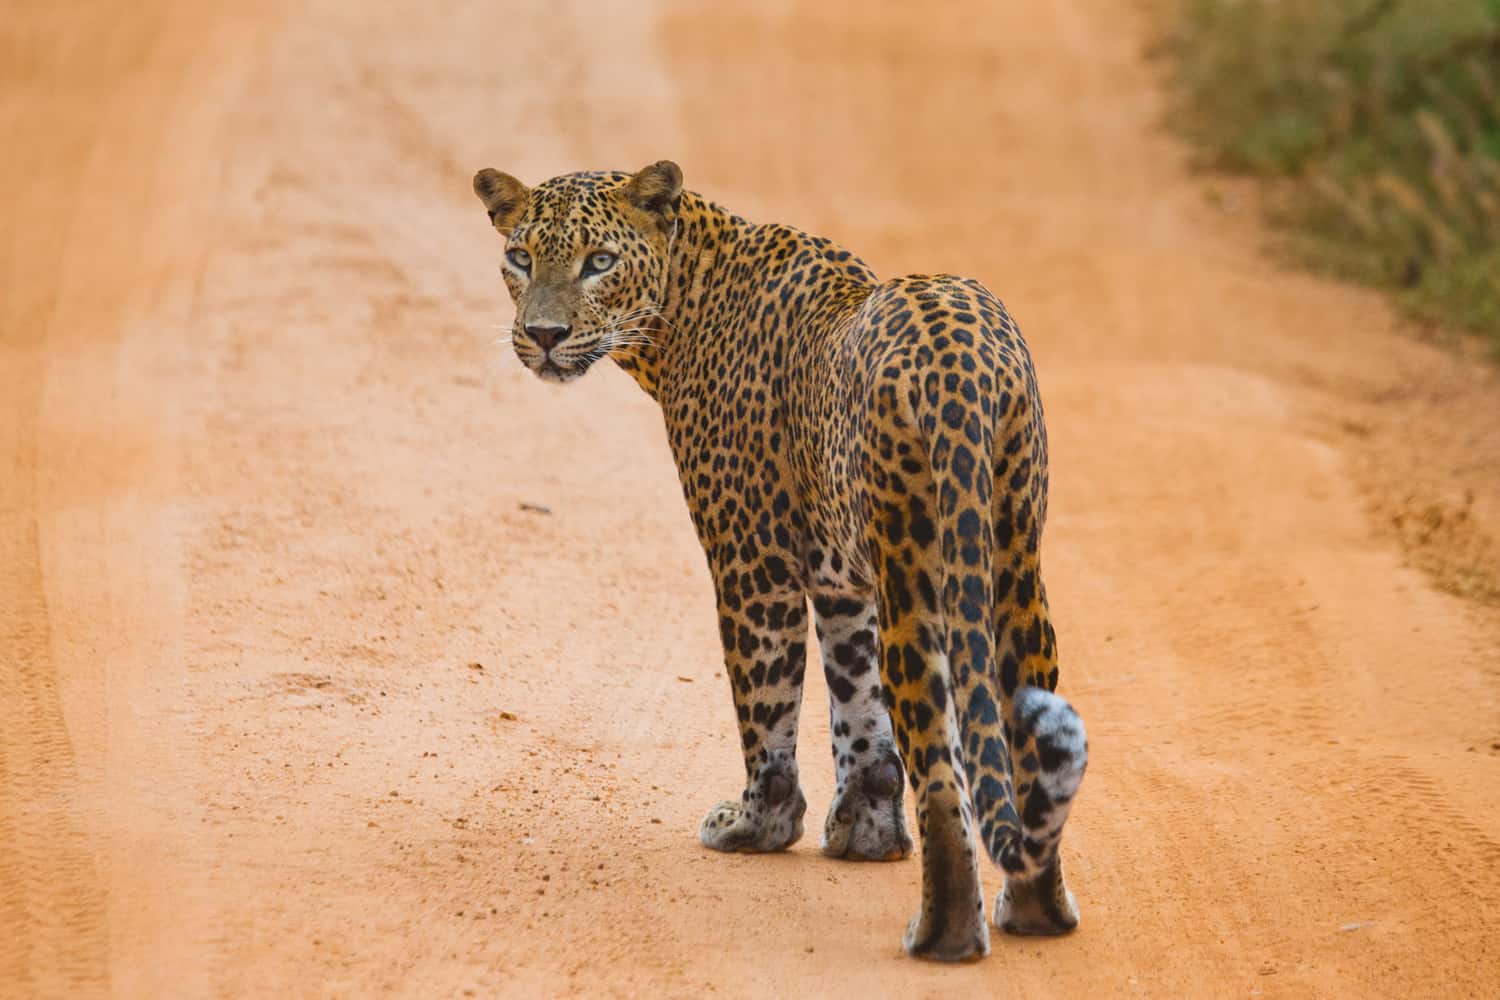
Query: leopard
471,160,1088,961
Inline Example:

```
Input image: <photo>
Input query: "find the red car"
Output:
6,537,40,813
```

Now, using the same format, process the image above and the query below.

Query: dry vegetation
1160,0,1500,352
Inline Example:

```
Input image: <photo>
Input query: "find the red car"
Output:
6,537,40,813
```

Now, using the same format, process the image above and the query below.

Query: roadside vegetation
1159,0,1500,353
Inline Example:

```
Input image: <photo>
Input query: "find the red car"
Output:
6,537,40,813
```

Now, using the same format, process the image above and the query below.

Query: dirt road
4,2,1498,997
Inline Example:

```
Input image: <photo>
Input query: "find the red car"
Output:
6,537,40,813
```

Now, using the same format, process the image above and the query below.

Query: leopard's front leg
697,568,810,854
813,590,913,862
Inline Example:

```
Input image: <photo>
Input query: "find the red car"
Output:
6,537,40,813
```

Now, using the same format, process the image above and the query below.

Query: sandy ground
4,1,1499,997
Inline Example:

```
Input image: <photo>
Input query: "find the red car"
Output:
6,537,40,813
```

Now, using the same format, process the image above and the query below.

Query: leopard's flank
472,161,1087,961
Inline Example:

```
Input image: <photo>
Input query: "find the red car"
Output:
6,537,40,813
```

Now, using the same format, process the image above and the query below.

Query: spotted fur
472,161,1088,961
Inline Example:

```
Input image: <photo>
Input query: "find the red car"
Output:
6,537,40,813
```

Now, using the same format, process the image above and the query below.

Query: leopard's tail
923,385,1086,881
993,687,1087,877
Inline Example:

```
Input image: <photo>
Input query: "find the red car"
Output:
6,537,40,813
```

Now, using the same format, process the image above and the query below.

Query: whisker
604,336,657,352
641,300,683,335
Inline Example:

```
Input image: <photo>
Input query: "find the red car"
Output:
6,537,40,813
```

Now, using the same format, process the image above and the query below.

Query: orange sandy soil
3,2,1499,997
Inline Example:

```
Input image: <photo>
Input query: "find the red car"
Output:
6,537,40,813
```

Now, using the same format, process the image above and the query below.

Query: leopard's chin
531,358,592,384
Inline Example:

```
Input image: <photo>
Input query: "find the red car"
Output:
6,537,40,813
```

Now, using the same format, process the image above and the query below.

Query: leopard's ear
623,160,683,228
473,168,528,234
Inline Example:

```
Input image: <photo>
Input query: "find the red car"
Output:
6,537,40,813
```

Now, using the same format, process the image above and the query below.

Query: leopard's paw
699,755,806,853
821,750,912,861
903,902,990,962
995,855,1079,936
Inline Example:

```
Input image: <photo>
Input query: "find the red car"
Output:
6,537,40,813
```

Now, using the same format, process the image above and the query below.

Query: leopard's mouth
531,356,591,384
513,327,604,384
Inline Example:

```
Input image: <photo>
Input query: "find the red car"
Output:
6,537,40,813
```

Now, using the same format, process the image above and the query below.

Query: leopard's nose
525,323,571,352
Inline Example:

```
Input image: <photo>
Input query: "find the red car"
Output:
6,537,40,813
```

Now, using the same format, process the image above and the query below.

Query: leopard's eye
506,248,532,273
582,251,617,277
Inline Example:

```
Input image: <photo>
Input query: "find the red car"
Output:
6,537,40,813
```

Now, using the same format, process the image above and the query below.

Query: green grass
1159,0,1500,354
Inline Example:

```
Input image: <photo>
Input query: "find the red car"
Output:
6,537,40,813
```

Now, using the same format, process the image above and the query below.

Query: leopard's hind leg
975,356,1087,934
863,370,990,962
992,680,1086,935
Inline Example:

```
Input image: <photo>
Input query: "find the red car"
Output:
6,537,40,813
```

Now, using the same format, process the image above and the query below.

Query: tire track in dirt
0,436,106,997
1,7,177,990
1,5,268,997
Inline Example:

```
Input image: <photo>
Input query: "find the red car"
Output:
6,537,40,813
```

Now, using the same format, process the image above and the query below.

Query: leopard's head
472,161,681,384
